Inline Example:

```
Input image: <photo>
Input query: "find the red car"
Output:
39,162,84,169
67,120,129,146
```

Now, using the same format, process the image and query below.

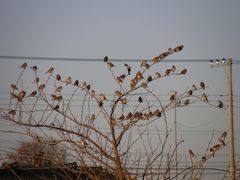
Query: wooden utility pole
227,58,235,180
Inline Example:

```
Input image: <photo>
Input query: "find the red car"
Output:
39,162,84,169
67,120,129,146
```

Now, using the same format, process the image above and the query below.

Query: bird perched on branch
124,64,131,75
147,75,152,82
115,90,122,97
74,80,79,86
192,84,197,91
135,71,143,81
19,62,27,70
46,67,54,74
56,74,61,81
155,72,161,78
201,93,208,102
200,81,205,89
174,45,184,52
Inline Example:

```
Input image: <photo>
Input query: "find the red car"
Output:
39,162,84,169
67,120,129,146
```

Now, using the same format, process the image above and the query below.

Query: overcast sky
0,1,239,178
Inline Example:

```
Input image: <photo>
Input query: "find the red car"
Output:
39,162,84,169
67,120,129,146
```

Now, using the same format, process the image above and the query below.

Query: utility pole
210,58,235,179
227,58,235,180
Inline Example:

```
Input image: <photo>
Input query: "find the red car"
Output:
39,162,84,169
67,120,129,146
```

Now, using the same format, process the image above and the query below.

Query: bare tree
0,45,226,179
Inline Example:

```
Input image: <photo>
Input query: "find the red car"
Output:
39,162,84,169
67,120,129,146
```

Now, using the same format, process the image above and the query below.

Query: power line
0,55,239,64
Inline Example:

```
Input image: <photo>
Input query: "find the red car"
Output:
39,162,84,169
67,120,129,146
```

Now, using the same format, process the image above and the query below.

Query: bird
120,98,127,105
74,80,79,86
200,81,205,89
218,132,227,142
147,111,154,119
86,84,91,91
135,71,143,81
124,64,131,75
18,91,26,98
165,68,171,76
189,149,195,158
56,74,61,81
174,45,184,52
168,48,174,54
192,84,197,91
115,90,122,97
169,91,177,101
144,63,150,69
66,77,72,85
138,96,143,103
32,77,39,84
90,114,96,121
158,51,169,60
55,86,62,93
202,156,207,162
155,72,161,78
28,91,37,97
103,56,108,62
119,74,126,80
99,94,107,102
140,60,147,67
30,65,37,72
170,94,175,101
115,76,123,84
46,67,54,74
119,114,125,121
54,95,62,101
130,79,137,89
142,113,148,120
10,84,18,91
153,109,161,117
8,109,16,115
201,93,208,102
126,112,133,120
53,105,59,111
183,99,190,105
19,62,27,70
188,90,193,96
209,144,221,157
38,84,45,91
10,92,18,99
152,56,159,63
90,90,95,97
171,65,176,73
107,62,115,69
180,68,187,75
218,100,223,108
175,100,181,107
141,82,148,89
98,101,103,107
133,111,140,119
147,75,152,82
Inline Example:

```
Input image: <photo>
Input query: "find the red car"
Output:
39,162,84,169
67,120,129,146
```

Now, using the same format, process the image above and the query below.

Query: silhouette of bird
119,74,126,79
32,77,39,84
56,74,61,81
183,99,190,105
74,80,79,86
66,77,71,85
103,56,108,62
38,84,45,91
8,109,16,115
180,68,187,75
86,84,91,91
192,84,197,91
201,93,208,102
218,100,223,108
28,91,37,97
174,45,184,52
98,101,103,107
115,90,122,97
200,81,205,89
46,67,54,74
54,105,59,111
155,72,161,78
30,65,37,72
135,71,143,80
19,62,27,70
115,76,123,84
145,63,150,69
138,96,143,103
10,84,18,91
107,62,115,69
188,90,193,96
147,75,152,82
189,149,195,158
124,64,131,75
90,114,96,121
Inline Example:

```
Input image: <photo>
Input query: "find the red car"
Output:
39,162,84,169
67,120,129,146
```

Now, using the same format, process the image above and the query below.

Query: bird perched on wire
38,84,45,91
135,71,143,81
130,79,137,89
107,62,115,69
53,105,59,111
103,56,108,62
218,131,227,145
153,109,161,117
56,74,61,81
188,90,193,96
120,98,127,105
201,93,208,102
147,75,152,82
192,84,197,91
174,45,184,52
209,144,221,157
74,80,79,86
18,91,26,98
183,99,190,105
138,96,143,103
155,72,161,78
98,94,107,102
19,62,27,70
66,77,72,85
90,90,95,97
28,91,37,97
30,65,37,72
90,114,96,121
218,100,223,108
140,60,148,68
55,86,62,93
189,149,195,158
32,77,39,84
115,90,122,97
180,68,187,75
168,48,174,54
115,76,123,84
124,64,131,75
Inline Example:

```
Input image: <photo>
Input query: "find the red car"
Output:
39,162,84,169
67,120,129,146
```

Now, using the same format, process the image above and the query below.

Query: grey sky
0,0,239,179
